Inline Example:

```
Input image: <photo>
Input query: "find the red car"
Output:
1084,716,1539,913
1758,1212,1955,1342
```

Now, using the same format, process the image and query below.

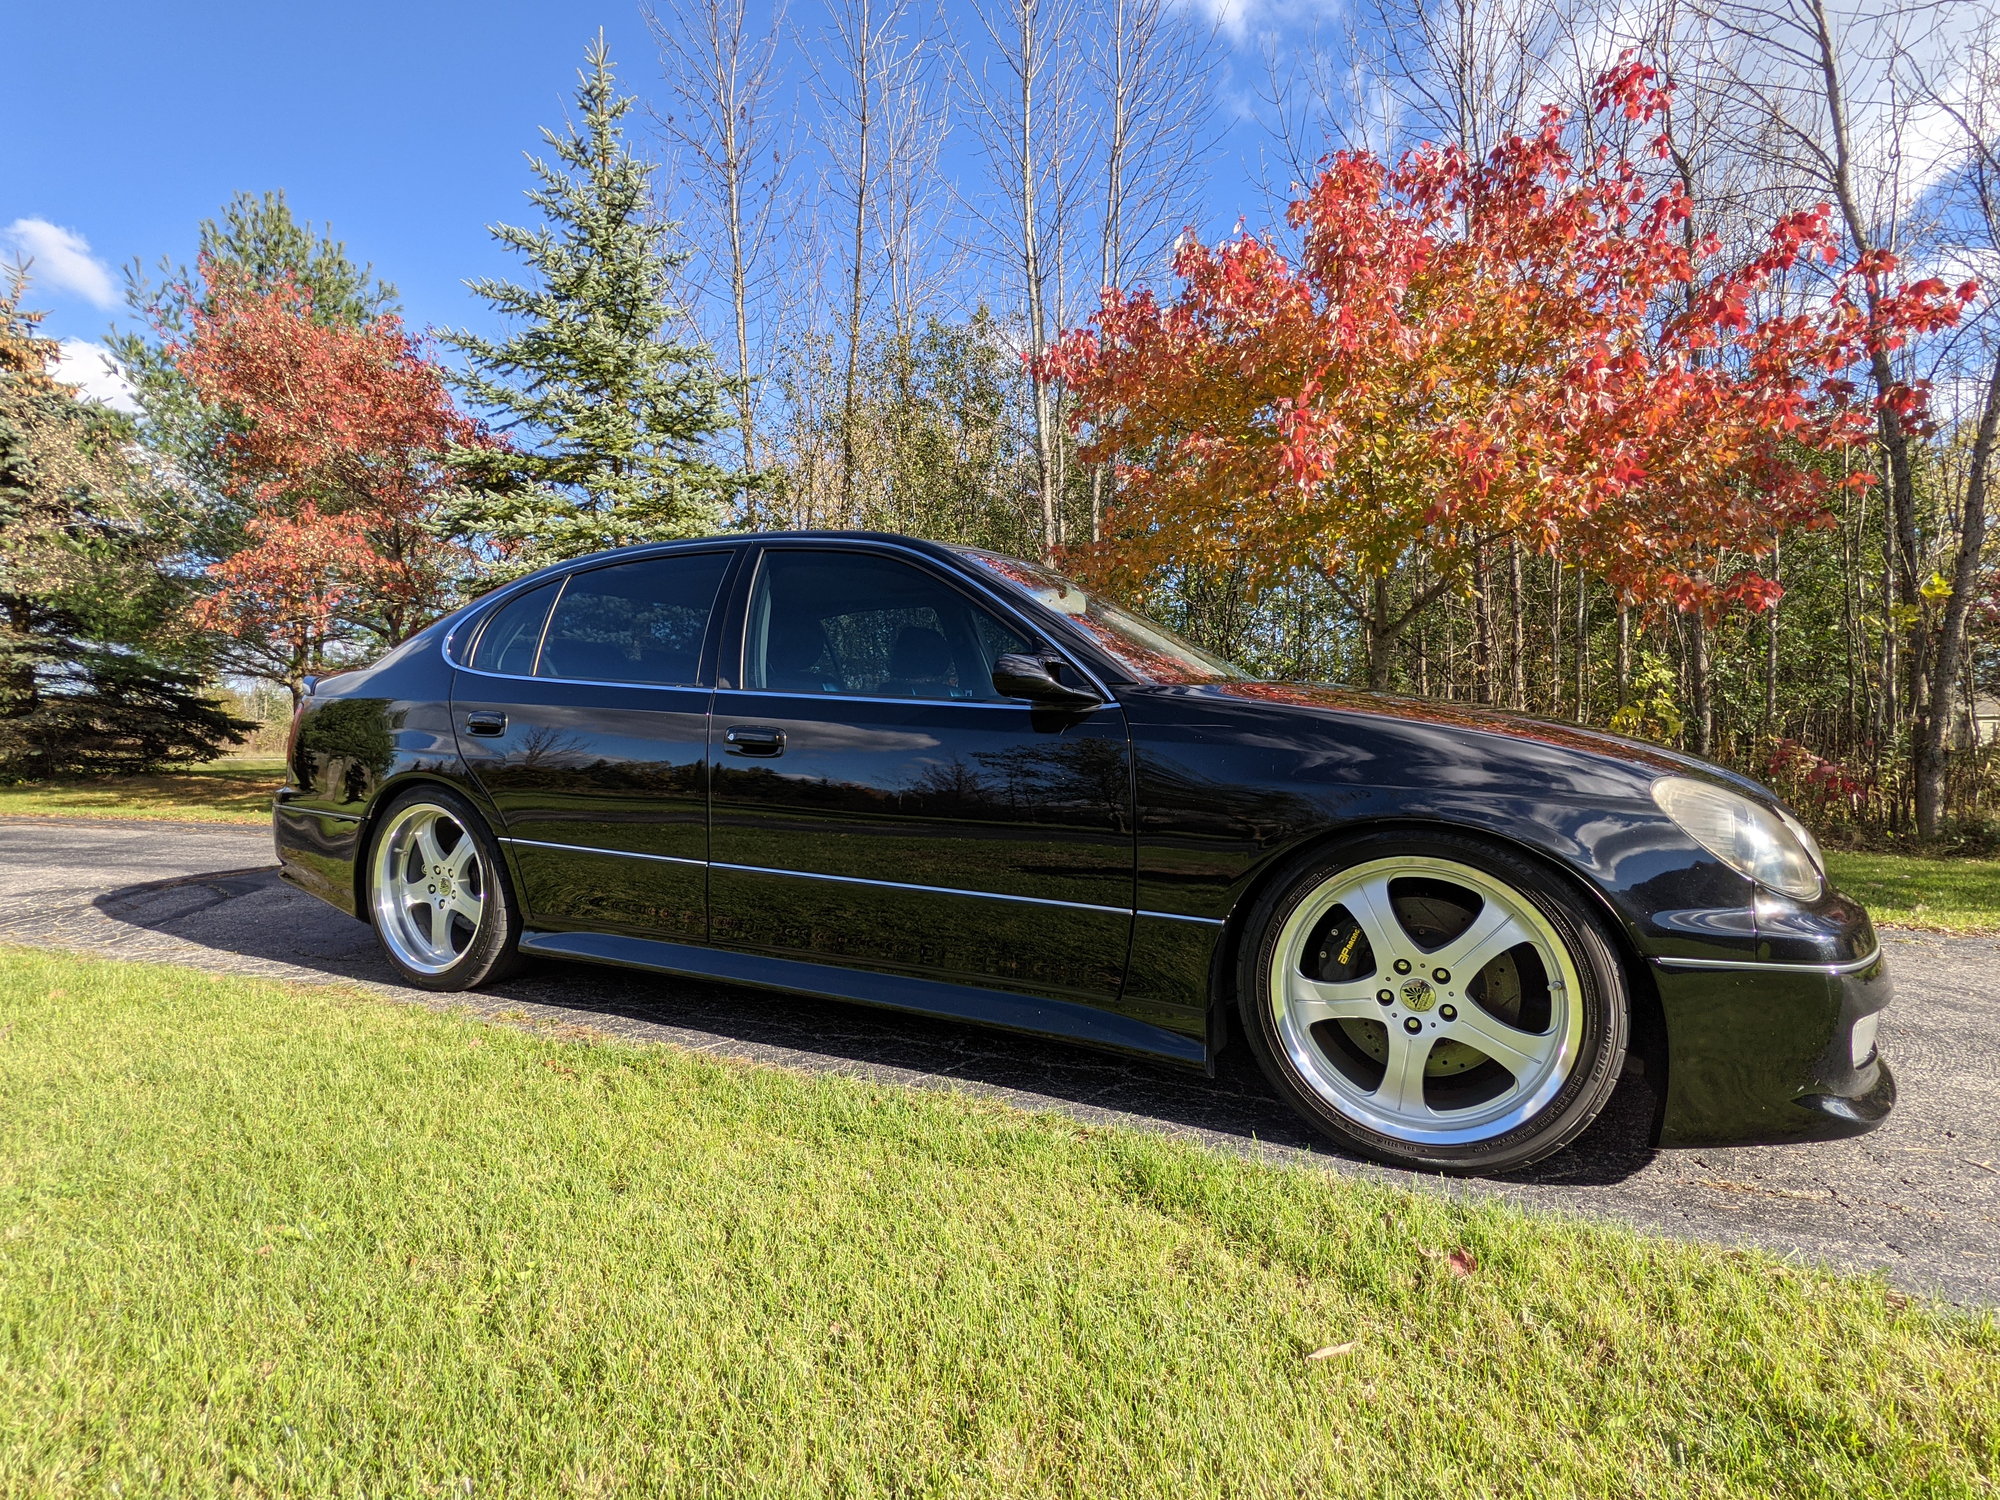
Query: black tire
364,785,525,992
1237,829,1628,1174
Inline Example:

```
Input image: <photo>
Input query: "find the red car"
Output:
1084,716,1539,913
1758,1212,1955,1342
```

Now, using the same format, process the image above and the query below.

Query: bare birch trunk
1016,1,1059,557
647,0,782,511
1916,349,2000,836
834,0,875,524
1507,539,1525,710
1472,547,1494,704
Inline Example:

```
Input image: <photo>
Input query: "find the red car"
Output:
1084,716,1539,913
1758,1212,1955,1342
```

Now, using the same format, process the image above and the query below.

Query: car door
706,543,1135,1004
451,548,737,939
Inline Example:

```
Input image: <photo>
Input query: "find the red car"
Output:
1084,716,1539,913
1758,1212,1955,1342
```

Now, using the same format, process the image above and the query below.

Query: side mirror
991,653,1102,710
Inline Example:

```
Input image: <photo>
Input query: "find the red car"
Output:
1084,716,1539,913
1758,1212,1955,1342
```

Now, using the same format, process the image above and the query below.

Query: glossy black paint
1648,954,1894,1146
454,673,710,939
705,690,1140,1007
276,531,1892,1151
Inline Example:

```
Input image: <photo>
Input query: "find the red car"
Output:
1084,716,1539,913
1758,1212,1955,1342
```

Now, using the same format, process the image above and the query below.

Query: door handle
464,711,507,737
724,724,785,757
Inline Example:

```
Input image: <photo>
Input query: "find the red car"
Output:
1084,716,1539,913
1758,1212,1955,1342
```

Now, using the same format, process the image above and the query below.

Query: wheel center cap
1400,977,1436,1013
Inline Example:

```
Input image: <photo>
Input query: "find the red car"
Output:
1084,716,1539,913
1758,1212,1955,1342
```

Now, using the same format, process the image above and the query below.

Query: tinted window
744,550,1034,701
952,547,1247,684
536,552,730,686
468,582,557,675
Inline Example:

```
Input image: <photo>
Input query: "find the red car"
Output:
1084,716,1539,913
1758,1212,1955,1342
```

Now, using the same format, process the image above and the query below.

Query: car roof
504,530,987,589
448,529,1132,672
567,529,962,561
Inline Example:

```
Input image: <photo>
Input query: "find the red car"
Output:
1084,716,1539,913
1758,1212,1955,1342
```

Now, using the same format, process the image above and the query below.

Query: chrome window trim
712,685,1038,712
1654,948,1882,975
445,576,562,673
499,835,706,868
523,574,566,676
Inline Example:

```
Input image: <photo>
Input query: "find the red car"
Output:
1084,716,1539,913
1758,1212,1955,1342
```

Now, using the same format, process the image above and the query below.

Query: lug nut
1393,959,1412,975
1376,989,1395,1005
1440,1004,1457,1021
1432,967,1451,983
1403,1017,1423,1034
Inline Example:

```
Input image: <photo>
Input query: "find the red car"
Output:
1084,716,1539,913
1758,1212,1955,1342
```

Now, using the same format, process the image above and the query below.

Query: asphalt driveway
2,815,1995,1305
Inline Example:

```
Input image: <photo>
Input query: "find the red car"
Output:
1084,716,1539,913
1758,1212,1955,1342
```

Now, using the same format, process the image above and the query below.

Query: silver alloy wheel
370,802,487,976
1269,856,1584,1145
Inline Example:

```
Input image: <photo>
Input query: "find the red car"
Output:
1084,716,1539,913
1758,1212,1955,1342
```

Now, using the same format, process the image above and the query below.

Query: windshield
952,547,1248,685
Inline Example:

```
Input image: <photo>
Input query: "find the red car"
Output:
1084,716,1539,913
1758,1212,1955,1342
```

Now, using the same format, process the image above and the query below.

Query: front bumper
1652,948,1895,1147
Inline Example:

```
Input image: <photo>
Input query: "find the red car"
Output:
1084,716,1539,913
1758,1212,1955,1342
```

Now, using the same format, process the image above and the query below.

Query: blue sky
6,0,1301,395
10,1,1986,411
6,2,662,369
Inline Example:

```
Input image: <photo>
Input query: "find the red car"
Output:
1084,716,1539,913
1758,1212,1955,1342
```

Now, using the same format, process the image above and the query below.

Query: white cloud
1,218,119,309
1187,0,1345,43
52,339,138,413
1892,92,1974,207
1190,0,1259,37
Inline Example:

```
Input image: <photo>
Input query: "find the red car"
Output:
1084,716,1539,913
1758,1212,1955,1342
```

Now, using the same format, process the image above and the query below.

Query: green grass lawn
0,759,284,824
1825,851,2000,934
0,948,1993,1497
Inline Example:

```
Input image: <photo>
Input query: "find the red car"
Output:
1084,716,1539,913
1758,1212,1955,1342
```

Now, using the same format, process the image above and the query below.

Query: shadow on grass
91,864,1662,1189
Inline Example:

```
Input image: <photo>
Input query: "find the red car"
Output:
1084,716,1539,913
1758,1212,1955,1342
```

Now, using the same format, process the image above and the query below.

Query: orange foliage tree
1038,60,1973,689
174,260,489,694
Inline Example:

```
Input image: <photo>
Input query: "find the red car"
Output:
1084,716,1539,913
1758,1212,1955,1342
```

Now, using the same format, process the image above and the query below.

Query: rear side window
467,582,558,675
535,552,730,686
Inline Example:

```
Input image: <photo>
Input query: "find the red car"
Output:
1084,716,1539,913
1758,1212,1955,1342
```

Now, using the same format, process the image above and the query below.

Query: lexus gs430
274,532,1893,1174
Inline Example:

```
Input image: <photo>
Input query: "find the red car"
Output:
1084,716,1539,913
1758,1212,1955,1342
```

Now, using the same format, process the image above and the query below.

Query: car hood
1151,679,1776,801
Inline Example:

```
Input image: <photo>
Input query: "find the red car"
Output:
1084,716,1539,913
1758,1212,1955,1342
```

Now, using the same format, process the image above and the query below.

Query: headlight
1775,805,1825,874
1651,776,1824,900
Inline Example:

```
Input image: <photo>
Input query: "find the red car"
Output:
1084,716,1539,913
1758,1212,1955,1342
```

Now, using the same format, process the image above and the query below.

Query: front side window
951,547,1247,684
534,552,730,686
743,550,1034,701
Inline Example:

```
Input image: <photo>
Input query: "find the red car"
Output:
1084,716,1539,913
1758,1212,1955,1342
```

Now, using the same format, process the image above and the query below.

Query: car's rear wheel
367,787,523,991
1238,831,1627,1174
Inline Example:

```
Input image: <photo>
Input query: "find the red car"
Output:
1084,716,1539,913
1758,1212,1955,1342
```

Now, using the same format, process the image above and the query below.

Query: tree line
2,1,1997,848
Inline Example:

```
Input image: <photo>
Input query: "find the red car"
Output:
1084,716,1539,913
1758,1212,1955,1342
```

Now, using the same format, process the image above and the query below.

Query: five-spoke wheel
367,788,522,990
1241,833,1626,1173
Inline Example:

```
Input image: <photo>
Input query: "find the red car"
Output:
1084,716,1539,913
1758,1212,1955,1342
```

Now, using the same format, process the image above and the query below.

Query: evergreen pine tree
443,34,733,571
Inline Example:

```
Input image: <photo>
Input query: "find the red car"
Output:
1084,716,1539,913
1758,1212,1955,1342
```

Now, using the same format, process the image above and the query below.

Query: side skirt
517,929,1210,1069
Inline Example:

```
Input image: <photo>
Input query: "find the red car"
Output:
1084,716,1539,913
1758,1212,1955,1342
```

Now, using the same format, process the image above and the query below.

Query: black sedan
274,531,1893,1174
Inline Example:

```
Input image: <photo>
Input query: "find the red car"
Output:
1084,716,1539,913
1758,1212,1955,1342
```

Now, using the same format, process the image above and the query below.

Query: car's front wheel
1238,832,1628,1174
367,787,523,991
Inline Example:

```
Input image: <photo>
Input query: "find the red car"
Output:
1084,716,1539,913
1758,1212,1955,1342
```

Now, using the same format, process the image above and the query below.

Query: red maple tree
1038,59,1974,687
174,261,489,692
185,504,369,695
